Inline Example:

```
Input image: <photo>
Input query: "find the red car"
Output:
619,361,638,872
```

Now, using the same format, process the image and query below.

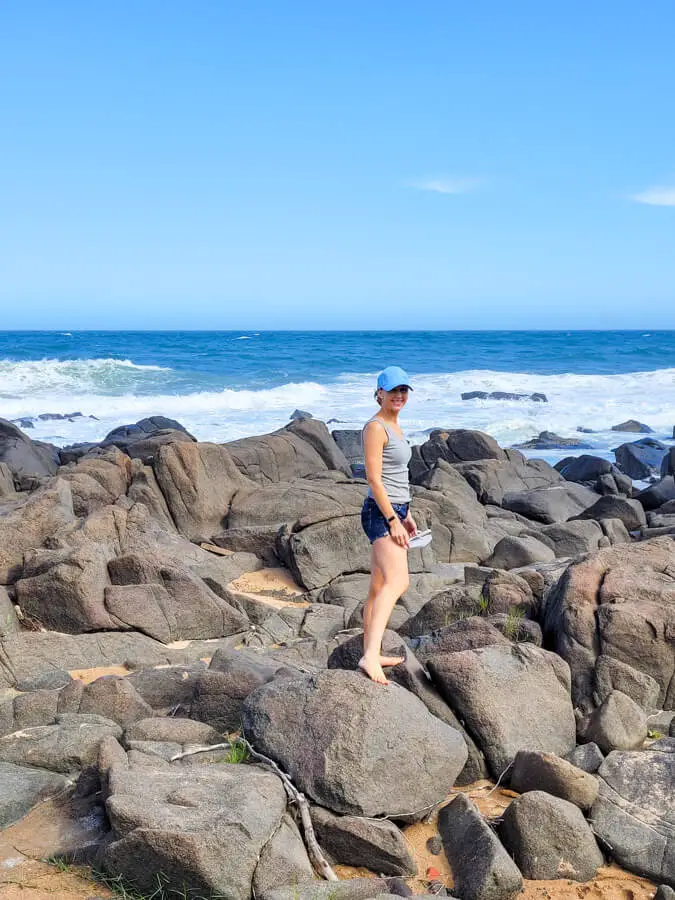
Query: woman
359,365,417,685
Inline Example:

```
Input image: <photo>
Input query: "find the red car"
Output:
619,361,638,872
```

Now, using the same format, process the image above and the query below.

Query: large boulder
0,478,77,584
242,669,468,818
438,793,522,900
0,418,59,478
615,439,668,480
590,742,675,886
510,749,599,810
611,420,653,434
637,476,675,511
428,644,576,777
558,455,614,483
578,691,648,753
100,763,308,900
537,519,605,557
451,455,563,505
0,715,122,772
58,448,131,516
411,430,506,480
501,483,598,524
484,534,555,569
225,420,349,485
573,495,647,531
543,538,675,710
663,448,675,477
154,441,253,542
499,791,603,881
101,416,194,450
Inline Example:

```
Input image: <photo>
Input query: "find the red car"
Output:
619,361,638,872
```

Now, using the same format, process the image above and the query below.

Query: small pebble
426,834,443,855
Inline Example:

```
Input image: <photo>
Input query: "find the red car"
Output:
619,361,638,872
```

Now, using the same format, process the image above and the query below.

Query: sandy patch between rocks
67,664,129,684
336,781,657,900
228,567,309,608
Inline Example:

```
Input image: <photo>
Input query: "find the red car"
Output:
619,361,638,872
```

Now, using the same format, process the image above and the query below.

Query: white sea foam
1,362,674,455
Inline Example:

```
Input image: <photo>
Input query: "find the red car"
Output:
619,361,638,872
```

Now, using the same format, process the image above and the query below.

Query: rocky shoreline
0,414,673,899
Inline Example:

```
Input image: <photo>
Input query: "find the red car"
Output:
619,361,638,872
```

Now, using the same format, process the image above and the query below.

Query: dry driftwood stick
169,739,338,882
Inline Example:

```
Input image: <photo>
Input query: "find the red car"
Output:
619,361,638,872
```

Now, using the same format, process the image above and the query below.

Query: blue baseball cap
377,366,413,391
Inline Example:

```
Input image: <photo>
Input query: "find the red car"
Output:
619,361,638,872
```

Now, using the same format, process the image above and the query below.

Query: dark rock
123,717,221,746
611,420,653,434
450,456,563,505
537,520,605,557
501,483,598,524
462,391,489,400
309,804,416,875
614,438,668,480
0,417,60,478
428,644,576,778
663,448,675,477
566,742,605,774
397,587,479,637
590,742,675,886
578,691,648,753
572,495,647,531
0,761,70,828
290,409,313,420
461,391,547,402
242,669,468,818
408,617,510,663
636,476,675,511
438,793,522,900
427,835,443,855
558,455,613,483
499,791,603,880
510,749,599,810
486,613,542,645
513,431,593,450
190,650,281,732
102,416,192,447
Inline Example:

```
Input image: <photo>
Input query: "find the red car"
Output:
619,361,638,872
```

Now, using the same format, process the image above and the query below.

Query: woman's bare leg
362,560,404,668
358,537,409,684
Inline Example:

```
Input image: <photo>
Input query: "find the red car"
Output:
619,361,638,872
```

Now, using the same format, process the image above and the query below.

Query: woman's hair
374,389,383,406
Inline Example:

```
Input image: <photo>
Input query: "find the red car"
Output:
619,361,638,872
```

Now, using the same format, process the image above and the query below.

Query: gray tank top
363,416,412,504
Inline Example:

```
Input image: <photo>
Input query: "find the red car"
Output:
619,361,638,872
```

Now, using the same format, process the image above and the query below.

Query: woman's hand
402,513,418,537
389,518,410,548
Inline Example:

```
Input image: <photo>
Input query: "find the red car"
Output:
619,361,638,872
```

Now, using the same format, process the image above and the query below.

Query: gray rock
78,676,154,727
663,449,675,477
123,717,221,746
397,586,478,637
514,431,593,450
0,417,59,479
438,793,522,900
573,495,647,531
537,520,604,557
310,804,416,875
656,887,675,900
101,763,296,899
259,879,388,900
190,651,281,733
252,812,317,896
451,456,563,506
409,617,510,664
428,644,576,778
590,742,675,886
579,691,648,753
615,439,668,480
636,476,675,511
485,534,556,569
510,749,599,810
242,669,468,818
0,716,122,772
12,689,60,729
502,483,598,524
499,790,603,880
127,663,206,715
0,585,20,636
566,743,605,774
558,455,614,483
0,761,70,828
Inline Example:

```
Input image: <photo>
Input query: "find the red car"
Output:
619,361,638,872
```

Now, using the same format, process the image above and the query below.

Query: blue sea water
1,331,674,462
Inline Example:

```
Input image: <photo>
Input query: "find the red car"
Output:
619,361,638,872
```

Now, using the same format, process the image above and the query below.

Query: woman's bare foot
379,655,405,667
358,655,390,685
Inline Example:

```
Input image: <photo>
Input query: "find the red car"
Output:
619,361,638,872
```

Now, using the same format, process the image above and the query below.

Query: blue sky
1,1,674,329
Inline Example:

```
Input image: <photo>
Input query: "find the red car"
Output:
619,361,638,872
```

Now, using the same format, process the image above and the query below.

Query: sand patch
67,664,129,684
0,860,112,899
228,567,309,609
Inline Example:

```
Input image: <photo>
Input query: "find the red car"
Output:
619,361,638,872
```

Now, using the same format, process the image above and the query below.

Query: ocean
1,331,674,465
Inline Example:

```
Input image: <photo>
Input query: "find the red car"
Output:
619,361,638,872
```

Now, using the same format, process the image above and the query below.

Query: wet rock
513,431,593,450
636,476,675,511
615,438,668,480
611,420,653,434
0,417,60,479
499,791,603,880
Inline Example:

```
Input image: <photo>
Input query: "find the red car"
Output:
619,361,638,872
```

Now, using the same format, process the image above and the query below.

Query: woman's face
380,385,409,413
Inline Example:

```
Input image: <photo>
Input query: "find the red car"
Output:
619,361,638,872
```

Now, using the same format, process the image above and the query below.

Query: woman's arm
363,422,409,547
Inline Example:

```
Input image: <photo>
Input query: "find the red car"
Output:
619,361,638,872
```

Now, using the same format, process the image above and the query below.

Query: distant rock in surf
289,409,313,420
462,390,548,403
611,420,653,434
513,431,593,450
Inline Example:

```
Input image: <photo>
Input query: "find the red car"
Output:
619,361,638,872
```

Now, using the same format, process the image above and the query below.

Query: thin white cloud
631,185,675,206
409,176,482,195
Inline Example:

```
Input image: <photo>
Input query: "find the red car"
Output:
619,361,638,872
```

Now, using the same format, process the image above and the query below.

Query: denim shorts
361,497,409,544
